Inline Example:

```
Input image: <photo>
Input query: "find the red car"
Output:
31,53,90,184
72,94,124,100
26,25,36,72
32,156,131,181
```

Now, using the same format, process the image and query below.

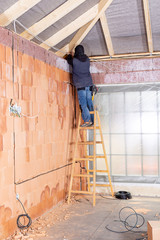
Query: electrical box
9,101,21,117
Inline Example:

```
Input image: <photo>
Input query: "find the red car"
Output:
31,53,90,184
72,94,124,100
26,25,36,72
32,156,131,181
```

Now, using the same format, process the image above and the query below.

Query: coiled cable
105,206,146,234
17,198,32,229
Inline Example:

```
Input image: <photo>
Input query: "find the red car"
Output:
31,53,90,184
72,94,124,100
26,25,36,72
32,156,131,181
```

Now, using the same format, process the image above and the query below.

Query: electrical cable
136,237,148,240
105,206,146,235
13,19,67,54
16,198,32,229
99,193,119,200
15,163,73,185
76,161,87,171
21,113,39,118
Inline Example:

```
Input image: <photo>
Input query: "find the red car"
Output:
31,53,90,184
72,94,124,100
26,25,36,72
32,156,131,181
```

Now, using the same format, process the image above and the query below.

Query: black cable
115,191,132,200
136,237,148,240
17,198,32,229
76,161,87,171
99,193,118,200
17,214,32,229
105,206,146,235
15,163,73,185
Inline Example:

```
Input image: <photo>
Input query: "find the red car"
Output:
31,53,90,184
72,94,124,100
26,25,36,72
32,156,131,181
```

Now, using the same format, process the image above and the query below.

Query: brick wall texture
90,57,160,84
0,27,81,239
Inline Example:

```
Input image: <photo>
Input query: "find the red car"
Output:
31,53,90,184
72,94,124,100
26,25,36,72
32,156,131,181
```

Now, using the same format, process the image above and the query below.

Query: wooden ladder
67,110,114,206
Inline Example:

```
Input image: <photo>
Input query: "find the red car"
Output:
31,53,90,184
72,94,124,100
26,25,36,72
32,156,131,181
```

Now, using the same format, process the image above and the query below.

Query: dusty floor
11,195,160,240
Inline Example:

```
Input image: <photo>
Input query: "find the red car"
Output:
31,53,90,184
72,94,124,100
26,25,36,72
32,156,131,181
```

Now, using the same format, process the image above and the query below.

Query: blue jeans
77,86,94,123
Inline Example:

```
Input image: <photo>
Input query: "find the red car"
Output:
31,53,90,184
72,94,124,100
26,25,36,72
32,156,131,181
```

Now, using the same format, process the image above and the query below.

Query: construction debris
7,196,80,240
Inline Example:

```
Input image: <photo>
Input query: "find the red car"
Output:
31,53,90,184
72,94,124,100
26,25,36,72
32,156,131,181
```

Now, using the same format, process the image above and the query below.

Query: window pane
157,92,160,111
143,156,158,176
112,156,125,176
110,93,124,113
125,92,140,112
99,114,110,133
142,134,158,155
126,135,141,155
103,135,110,155
111,135,125,154
141,92,157,111
125,113,141,133
158,113,160,133
110,113,124,133
141,112,157,133
94,94,109,114
127,156,142,176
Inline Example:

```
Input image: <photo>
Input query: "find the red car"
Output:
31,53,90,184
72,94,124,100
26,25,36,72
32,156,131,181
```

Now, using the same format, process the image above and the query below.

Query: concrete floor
35,195,160,240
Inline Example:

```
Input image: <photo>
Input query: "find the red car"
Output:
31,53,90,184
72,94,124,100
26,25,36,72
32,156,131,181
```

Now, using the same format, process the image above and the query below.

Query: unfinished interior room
0,0,160,239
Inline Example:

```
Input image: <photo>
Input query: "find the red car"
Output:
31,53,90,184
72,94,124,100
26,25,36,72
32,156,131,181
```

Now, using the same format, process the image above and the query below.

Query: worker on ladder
66,45,94,127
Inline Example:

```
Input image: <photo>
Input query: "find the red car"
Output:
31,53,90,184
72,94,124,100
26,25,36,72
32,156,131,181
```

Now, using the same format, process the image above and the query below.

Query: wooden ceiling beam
56,22,91,57
0,0,41,27
143,0,153,53
40,4,99,50
89,51,160,61
56,0,113,57
20,0,86,40
100,12,114,56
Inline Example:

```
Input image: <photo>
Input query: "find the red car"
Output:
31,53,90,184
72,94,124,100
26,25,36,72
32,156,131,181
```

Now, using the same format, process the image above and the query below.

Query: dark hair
74,45,88,62
75,45,84,56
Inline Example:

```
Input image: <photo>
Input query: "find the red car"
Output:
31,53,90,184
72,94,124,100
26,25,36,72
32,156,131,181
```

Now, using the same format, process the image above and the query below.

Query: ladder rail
67,111,82,204
83,129,91,192
96,111,114,196
93,111,96,206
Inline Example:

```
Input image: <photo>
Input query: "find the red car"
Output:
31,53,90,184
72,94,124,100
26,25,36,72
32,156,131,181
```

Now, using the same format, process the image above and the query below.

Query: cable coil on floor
105,206,146,234
17,213,32,229
17,198,32,229
115,191,132,200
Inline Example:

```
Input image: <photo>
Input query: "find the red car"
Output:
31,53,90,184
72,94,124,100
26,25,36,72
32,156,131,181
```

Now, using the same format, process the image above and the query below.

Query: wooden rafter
56,0,113,57
100,12,114,56
56,24,91,57
40,4,99,50
89,51,160,61
20,0,86,40
143,0,153,53
0,0,41,27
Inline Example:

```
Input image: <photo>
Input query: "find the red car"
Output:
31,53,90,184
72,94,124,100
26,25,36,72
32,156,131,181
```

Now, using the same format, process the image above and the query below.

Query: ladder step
75,158,94,161
90,183,111,187
71,190,93,194
78,141,102,145
87,155,105,159
73,174,92,177
88,170,109,173
79,126,100,130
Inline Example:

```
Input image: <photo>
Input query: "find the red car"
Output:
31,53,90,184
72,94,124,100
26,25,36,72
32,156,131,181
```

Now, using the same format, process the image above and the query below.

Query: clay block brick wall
91,57,160,84
0,26,81,239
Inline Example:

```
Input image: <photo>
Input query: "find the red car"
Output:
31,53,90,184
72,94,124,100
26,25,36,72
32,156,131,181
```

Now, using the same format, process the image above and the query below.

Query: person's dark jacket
66,45,93,89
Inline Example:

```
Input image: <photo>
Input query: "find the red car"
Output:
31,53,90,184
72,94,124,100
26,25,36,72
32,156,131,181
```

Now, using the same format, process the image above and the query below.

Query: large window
93,83,160,183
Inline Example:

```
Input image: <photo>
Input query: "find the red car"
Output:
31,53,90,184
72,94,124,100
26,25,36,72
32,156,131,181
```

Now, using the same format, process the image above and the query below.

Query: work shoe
80,121,93,127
